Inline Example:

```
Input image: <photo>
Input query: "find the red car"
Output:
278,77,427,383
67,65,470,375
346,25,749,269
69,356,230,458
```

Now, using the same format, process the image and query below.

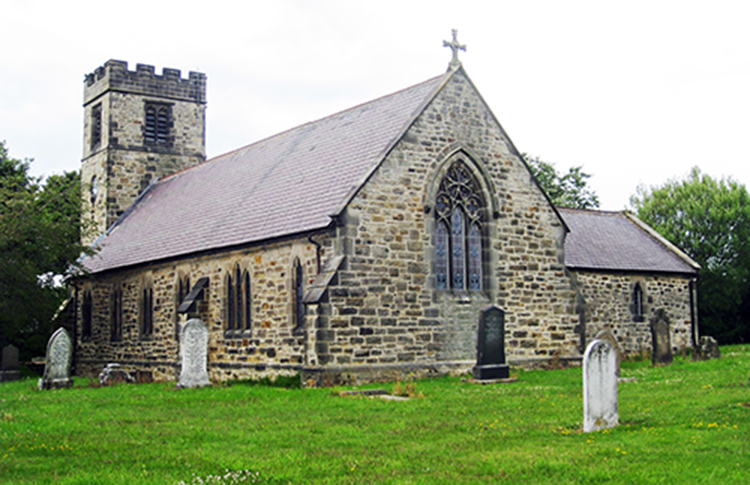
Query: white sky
1,0,749,210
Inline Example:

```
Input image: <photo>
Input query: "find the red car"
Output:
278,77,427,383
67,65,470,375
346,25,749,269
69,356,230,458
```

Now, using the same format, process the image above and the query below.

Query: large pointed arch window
435,160,485,291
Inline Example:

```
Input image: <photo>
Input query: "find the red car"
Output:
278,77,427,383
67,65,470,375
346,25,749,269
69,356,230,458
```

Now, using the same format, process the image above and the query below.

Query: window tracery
435,160,485,291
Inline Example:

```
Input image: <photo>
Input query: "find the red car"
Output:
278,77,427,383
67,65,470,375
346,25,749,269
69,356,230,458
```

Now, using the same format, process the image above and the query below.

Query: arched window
141,284,154,337
176,274,190,339
632,283,644,321
144,103,171,145
434,160,486,291
81,289,92,340
225,266,252,336
111,284,123,342
292,258,305,334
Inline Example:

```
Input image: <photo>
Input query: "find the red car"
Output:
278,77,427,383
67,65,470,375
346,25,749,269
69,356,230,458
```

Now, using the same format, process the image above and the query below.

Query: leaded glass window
434,160,485,291
451,209,466,290
468,224,482,291
436,223,449,290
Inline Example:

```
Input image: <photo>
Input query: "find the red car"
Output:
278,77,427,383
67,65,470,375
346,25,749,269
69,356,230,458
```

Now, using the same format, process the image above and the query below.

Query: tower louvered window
91,103,102,148
144,103,171,145
435,160,485,291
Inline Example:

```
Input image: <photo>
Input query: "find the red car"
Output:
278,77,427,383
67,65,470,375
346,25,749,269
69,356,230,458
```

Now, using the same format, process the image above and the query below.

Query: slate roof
82,73,449,274
559,208,699,274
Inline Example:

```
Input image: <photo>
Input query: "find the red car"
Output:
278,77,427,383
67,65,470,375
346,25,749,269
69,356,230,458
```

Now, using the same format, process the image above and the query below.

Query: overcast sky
2,0,748,210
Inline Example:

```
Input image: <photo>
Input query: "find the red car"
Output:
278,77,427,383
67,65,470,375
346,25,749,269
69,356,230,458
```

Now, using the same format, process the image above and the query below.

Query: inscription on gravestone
38,328,74,390
178,318,211,388
650,309,673,366
1,344,21,382
583,339,619,433
472,306,510,380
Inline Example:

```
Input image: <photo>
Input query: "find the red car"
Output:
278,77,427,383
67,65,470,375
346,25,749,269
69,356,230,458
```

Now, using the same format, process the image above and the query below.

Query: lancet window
632,282,644,321
111,285,123,342
226,266,251,335
435,160,485,291
81,290,93,340
141,284,154,337
292,258,305,334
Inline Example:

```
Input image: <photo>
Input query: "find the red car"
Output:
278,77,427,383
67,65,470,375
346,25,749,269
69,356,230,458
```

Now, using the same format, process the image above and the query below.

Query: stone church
72,43,700,384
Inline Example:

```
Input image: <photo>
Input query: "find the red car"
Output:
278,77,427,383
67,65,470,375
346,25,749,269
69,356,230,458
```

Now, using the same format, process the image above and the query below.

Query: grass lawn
1,346,748,484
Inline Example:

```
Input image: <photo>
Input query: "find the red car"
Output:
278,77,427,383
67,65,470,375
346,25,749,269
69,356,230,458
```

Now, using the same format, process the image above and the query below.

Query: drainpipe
308,235,322,274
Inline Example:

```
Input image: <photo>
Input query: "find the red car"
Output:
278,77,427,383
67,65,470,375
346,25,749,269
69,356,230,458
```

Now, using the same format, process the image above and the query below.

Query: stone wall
75,234,329,382
572,270,695,355
305,69,580,384
80,60,206,245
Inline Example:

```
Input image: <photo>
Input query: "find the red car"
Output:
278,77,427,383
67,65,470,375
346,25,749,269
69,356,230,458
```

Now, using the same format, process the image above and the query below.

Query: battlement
84,59,206,105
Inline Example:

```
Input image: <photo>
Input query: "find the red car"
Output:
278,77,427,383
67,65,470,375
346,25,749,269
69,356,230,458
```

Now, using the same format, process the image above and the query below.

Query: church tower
81,60,206,245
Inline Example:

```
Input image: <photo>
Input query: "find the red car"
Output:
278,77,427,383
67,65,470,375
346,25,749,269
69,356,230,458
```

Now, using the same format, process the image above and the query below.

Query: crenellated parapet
84,59,206,106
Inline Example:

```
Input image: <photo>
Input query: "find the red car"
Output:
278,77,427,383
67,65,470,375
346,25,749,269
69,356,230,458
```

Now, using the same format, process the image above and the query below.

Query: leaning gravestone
650,309,673,365
472,305,510,380
1,344,21,382
583,339,618,433
693,335,721,361
178,318,211,388
38,328,74,390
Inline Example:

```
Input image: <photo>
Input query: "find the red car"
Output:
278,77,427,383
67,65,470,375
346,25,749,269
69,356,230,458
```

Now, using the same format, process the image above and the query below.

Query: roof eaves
623,211,701,271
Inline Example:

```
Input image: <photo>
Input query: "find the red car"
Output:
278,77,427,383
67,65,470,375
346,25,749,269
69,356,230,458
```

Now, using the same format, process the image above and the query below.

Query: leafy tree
523,154,600,209
0,141,85,360
630,167,750,344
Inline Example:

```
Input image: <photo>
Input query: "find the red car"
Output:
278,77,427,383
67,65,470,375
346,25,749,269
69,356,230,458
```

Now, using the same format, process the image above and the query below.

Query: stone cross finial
443,29,466,68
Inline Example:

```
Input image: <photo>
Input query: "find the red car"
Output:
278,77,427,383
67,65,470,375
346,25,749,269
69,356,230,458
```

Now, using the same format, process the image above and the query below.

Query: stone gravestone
178,318,211,388
472,306,510,380
99,363,134,386
583,339,618,433
1,344,21,382
693,335,721,361
38,328,74,390
593,330,622,377
650,309,673,365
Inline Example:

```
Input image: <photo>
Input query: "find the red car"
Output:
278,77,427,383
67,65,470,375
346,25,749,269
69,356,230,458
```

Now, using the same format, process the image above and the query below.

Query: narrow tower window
91,103,102,148
144,103,171,146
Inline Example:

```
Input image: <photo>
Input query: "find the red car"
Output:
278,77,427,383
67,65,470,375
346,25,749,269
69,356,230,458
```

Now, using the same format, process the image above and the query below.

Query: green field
1,346,748,483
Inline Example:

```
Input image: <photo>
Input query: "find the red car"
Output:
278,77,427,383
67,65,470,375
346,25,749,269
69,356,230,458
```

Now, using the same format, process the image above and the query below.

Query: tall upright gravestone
1,345,21,382
178,318,211,388
38,328,74,390
472,305,510,380
650,309,673,365
583,339,618,433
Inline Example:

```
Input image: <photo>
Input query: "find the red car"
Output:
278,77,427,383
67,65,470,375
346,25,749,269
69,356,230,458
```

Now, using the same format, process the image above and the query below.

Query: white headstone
178,318,211,388
38,328,74,390
583,339,618,432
